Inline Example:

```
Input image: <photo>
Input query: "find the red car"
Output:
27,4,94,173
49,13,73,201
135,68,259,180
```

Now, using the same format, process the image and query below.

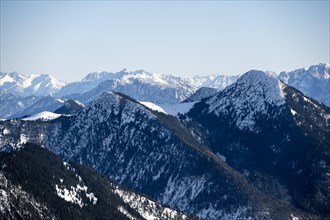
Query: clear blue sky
1,1,329,82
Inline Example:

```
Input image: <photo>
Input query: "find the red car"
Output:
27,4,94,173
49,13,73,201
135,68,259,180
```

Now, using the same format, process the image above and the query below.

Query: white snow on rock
0,74,15,85
291,213,300,220
278,63,330,106
207,70,286,132
3,128,10,135
161,175,207,211
19,134,28,145
22,111,61,121
55,162,97,207
290,108,297,116
118,206,137,220
0,72,66,96
189,74,240,90
114,186,188,220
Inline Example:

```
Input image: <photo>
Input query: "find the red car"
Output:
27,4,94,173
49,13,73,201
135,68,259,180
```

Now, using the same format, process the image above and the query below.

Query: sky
0,1,329,82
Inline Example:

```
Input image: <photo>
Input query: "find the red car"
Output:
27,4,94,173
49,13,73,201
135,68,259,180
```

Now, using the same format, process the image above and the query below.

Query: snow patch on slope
55,162,97,207
22,111,61,121
161,175,207,210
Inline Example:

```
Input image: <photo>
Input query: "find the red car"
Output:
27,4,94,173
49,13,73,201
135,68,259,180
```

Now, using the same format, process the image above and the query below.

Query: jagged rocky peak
308,63,330,78
278,63,330,106
189,74,240,90
82,71,110,82
0,71,25,84
81,69,129,82
0,72,66,96
279,63,330,80
120,69,177,85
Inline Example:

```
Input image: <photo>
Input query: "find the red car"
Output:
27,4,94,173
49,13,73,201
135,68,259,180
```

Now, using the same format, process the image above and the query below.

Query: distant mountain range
0,72,65,96
278,63,330,106
1,63,328,118
1,69,329,219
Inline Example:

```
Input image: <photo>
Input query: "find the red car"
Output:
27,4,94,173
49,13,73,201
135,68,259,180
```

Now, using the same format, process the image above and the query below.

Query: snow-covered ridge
189,74,240,90
278,63,330,106
207,70,286,131
58,69,197,104
0,72,66,96
22,111,61,121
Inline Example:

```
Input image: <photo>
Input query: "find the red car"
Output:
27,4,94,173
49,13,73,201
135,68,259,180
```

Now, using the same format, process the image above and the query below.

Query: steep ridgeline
0,143,191,220
0,92,313,219
58,70,197,104
278,63,330,106
0,72,65,96
185,70,330,218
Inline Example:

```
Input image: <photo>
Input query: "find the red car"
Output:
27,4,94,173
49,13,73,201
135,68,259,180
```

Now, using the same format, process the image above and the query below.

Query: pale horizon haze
0,1,329,82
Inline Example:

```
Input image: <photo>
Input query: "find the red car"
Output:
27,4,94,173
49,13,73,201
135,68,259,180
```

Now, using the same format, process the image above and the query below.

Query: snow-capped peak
206,70,286,131
120,70,169,85
235,70,285,101
306,63,330,79
82,71,112,82
81,69,130,82
277,63,330,106
0,72,66,96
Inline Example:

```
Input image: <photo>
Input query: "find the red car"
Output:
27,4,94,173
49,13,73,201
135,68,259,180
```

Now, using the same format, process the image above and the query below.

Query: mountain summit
186,70,330,217
206,70,286,131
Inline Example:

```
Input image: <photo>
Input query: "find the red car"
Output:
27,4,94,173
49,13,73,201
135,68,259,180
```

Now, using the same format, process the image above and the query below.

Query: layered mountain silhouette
0,66,329,219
